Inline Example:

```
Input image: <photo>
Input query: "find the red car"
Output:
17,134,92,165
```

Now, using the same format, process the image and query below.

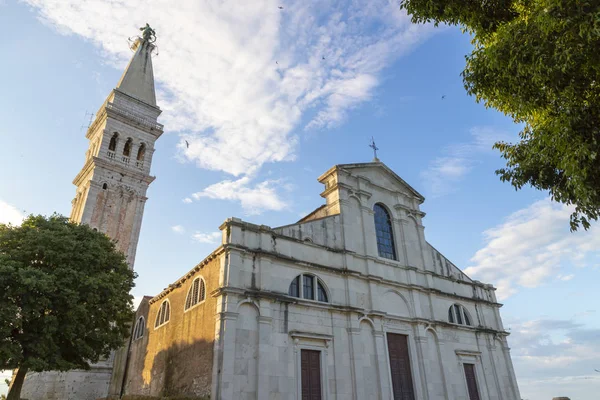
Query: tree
400,0,600,230
0,215,135,399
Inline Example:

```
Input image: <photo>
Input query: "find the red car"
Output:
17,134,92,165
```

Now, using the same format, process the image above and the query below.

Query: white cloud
505,316,600,400
23,0,435,211
421,126,514,197
192,231,222,244
0,199,24,226
465,198,600,300
171,225,185,234
191,176,288,215
182,198,193,204
557,274,574,281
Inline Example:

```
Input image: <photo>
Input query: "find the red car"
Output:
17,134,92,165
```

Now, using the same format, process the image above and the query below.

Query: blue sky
1,1,599,398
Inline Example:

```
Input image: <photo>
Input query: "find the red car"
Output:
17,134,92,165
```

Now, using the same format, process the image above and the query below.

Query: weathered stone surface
119,162,522,400
121,257,220,398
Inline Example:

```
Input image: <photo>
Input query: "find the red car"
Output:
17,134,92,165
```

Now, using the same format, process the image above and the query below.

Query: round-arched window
288,273,329,303
154,300,170,329
448,304,472,326
133,316,145,340
184,277,206,311
374,203,396,260
108,132,119,151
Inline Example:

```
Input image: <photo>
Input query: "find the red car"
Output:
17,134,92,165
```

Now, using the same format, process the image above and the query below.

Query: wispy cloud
465,198,600,300
191,176,288,215
557,274,575,281
421,126,513,197
171,225,185,234
0,199,24,226
192,231,222,244
24,0,435,213
506,316,600,400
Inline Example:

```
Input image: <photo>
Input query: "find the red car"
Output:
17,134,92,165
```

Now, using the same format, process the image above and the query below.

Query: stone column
257,315,273,400
374,330,392,398
413,332,430,400
348,327,362,400
212,311,238,400
502,340,522,400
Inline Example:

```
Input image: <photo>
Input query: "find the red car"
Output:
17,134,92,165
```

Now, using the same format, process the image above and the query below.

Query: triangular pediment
321,162,424,202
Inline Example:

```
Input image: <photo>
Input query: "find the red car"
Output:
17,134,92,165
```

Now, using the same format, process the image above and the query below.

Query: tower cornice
73,156,156,187
86,98,163,140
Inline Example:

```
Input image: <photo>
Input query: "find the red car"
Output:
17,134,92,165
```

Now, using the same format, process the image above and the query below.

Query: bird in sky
185,140,189,148
276,61,278,64
441,95,446,100
322,56,325,60
278,6,283,9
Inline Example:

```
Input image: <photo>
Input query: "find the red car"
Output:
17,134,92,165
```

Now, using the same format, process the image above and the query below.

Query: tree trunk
7,366,28,400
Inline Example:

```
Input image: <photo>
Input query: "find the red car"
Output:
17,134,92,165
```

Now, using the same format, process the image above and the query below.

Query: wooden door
301,349,322,400
464,363,481,400
387,333,415,400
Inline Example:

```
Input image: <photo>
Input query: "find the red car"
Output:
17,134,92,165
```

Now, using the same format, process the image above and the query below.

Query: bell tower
19,27,162,400
70,31,162,268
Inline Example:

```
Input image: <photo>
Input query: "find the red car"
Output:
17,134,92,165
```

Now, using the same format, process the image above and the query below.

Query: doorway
463,363,481,400
386,333,415,400
301,349,322,400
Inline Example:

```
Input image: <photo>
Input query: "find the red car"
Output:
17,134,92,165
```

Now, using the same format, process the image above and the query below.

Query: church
19,29,521,400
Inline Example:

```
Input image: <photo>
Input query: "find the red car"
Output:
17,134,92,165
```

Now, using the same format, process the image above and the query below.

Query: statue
139,23,156,43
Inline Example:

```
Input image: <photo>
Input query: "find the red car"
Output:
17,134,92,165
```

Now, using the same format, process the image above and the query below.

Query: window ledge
184,299,206,313
154,322,169,330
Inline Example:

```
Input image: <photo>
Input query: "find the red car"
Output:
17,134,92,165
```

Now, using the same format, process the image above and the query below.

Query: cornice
224,243,501,307
212,285,510,336
149,246,225,303
106,104,163,137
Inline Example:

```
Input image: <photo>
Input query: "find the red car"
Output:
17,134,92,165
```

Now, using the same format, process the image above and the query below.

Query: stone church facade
18,29,521,400
115,162,521,400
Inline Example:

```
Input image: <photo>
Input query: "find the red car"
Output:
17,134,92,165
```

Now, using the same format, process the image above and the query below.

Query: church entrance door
301,349,322,400
387,333,415,400
463,363,481,400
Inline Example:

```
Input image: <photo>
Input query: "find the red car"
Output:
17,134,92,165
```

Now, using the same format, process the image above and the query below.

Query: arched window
448,304,472,326
123,138,133,157
184,277,206,311
137,143,146,161
374,203,396,260
288,273,329,303
102,183,108,190
108,133,119,151
133,316,145,340
154,300,170,329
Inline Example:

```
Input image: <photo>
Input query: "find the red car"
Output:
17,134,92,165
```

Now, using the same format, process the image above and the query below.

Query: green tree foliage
0,215,135,399
400,0,600,230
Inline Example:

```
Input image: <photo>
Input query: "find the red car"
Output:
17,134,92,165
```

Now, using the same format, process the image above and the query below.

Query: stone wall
121,255,222,398
20,363,113,400
120,162,522,400
211,229,521,400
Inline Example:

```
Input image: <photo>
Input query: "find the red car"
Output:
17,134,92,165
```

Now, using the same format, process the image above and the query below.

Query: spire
116,27,157,107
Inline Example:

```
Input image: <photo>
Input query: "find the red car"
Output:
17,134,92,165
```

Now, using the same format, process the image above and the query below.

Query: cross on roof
369,137,380,161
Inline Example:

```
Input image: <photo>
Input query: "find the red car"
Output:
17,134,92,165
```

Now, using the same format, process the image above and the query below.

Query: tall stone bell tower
18,26,162,400
70,29,163,268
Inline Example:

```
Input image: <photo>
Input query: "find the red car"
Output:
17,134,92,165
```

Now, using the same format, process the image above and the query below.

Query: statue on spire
139,23,156,43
